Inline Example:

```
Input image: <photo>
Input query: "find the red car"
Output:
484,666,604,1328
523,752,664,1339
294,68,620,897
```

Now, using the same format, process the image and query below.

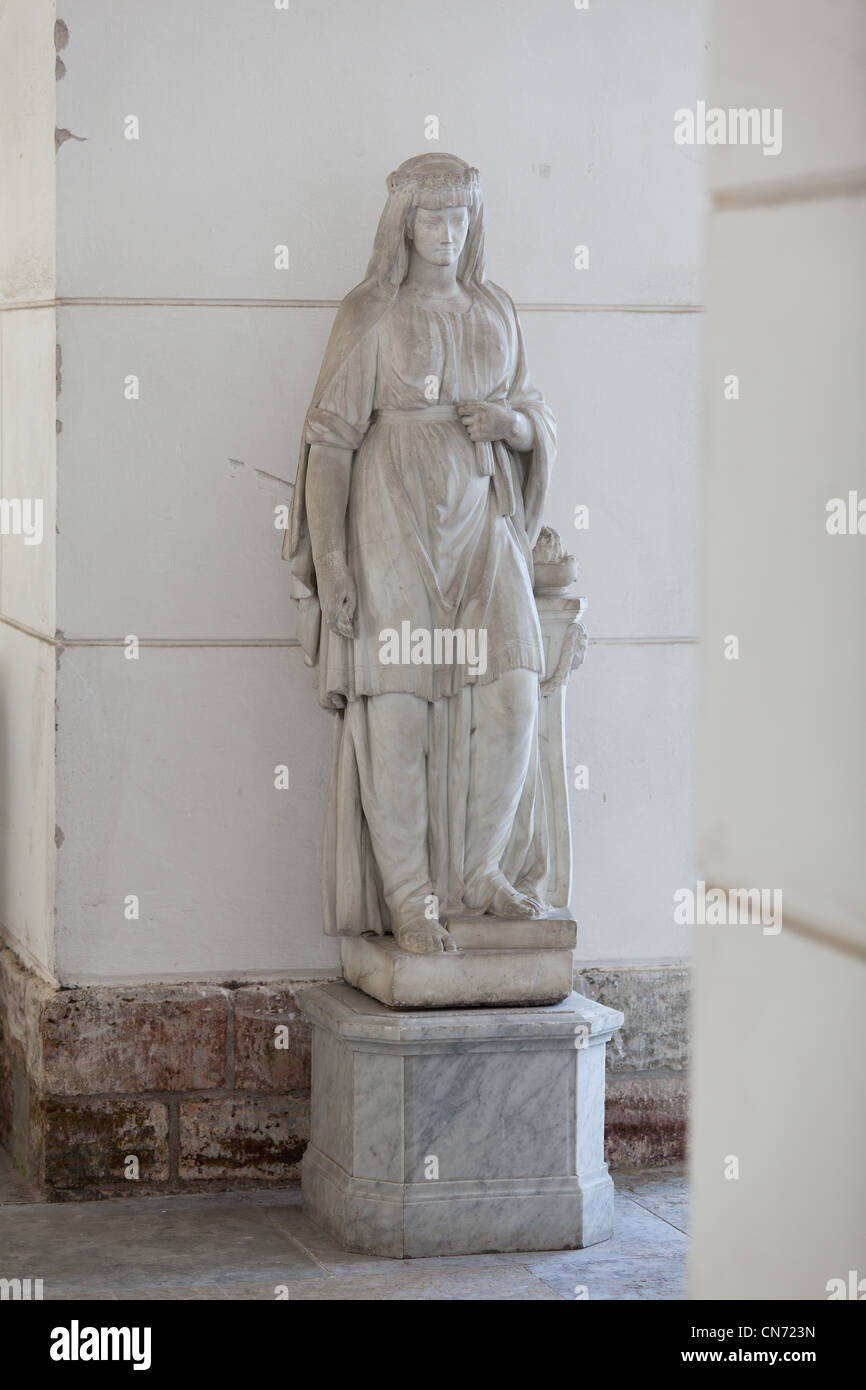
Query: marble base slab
299,981,624,1257
340,912,578,1009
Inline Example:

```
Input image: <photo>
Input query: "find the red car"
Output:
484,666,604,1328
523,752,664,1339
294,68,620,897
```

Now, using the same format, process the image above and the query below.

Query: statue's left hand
458,401,531,449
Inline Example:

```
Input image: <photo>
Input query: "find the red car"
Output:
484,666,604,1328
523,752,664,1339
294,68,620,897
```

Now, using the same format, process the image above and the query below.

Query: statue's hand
458,401,532,450
319,551,357,639
458,401,511,443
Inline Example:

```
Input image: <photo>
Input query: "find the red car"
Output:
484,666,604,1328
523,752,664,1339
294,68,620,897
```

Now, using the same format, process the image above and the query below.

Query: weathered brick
0,1040,14,1150
574,963,690,1074
232,984,312,1091
605,1073,687,1167
41,1097,169,1185
0,944,51,1081
178,1094,309,1180
0,947,53,1178
42,985,229,1094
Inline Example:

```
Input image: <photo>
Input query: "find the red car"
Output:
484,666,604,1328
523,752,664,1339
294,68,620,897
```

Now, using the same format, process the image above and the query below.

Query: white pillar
692,0,866,1299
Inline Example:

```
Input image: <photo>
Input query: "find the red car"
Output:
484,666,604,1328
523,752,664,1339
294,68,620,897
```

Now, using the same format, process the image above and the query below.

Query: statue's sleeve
282,311,380,673
305,327,378,450
282,313,379,576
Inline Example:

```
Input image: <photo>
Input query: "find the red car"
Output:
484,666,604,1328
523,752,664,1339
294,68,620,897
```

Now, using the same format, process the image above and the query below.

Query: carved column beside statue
286,155,622,1255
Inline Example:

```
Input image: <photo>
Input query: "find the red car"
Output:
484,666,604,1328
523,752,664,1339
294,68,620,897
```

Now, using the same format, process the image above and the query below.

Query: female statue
284,153,557,954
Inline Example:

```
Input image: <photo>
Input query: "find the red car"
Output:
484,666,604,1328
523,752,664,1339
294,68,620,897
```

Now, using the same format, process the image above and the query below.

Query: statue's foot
487,879,546,920
393,917,460,955
516,885,549,916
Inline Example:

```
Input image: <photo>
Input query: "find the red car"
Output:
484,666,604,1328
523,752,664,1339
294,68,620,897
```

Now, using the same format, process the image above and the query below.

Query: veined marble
299,982,624,1257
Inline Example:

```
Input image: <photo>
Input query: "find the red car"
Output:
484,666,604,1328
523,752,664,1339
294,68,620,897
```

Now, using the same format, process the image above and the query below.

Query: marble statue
284,152,573,963
284,157,620,1253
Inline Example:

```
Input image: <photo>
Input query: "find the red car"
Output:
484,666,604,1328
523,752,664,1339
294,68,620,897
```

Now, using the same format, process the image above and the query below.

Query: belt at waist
373,405,460,424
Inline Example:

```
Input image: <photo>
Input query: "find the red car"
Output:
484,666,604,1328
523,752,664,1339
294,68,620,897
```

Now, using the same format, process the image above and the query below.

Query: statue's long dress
292,281,557,935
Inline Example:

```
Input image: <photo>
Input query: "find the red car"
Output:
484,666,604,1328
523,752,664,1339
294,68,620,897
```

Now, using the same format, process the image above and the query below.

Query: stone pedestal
299,981,624,1257
340,911,577,1009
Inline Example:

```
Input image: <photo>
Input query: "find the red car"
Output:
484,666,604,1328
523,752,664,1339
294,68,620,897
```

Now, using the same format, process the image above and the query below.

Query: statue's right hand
319,553,357,639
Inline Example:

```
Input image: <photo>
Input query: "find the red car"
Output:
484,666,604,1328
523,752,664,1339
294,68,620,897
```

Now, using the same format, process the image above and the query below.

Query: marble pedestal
340,912,577,1009
299,981,624,1257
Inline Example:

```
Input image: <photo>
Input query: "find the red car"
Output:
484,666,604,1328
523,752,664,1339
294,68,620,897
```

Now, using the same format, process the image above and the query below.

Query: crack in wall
55,18,69,80
55,129,86,152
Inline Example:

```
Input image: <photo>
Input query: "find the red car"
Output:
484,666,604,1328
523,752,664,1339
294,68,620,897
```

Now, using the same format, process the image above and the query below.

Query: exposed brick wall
0,948,323,1192
0,944,689,1192
605,1073,688,1167
575,963,690,1166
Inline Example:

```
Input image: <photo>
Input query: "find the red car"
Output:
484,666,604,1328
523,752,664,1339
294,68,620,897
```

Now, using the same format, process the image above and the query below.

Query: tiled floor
0,1148,688,1300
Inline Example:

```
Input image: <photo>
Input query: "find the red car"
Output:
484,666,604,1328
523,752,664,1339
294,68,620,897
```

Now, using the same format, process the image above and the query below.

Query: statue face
408,206,470,266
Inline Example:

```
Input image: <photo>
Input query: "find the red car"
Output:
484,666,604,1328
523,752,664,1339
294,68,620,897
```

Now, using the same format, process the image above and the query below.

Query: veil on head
285,154,492,586
364,152,487,290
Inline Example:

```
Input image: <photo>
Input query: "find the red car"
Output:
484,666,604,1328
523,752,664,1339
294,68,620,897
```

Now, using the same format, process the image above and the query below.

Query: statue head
406,204,470,268
364,153,486,290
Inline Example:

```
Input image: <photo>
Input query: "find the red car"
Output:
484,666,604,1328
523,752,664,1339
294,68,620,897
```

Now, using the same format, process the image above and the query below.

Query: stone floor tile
44,1290,120,1301
268,1265,564,1300
0,1191,321,1294
529,1252,687,1300
0,1150,689,1300
613,1164,690,1234
83,1270,563,1300
112,1285,238,1301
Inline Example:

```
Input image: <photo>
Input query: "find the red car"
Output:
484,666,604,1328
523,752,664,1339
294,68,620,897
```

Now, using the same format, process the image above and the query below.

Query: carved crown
387,166,480,195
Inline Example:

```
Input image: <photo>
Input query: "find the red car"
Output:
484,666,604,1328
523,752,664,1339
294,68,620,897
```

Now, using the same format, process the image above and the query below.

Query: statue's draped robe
285,279,557,935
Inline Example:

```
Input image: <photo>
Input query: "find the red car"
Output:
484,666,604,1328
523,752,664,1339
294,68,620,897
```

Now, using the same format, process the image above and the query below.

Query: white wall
691,0,866,1298
0,0,57,978
0,0,55,307
52,0,706,983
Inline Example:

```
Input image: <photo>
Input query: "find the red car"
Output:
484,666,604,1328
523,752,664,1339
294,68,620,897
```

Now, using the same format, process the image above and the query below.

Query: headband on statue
386,161,480,199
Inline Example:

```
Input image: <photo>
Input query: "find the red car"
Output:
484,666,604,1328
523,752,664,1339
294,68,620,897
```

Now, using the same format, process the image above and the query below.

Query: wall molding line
0,297,705,315
706,883,866,964
57,635,303,648
51,633,698,649
0,612,55,646
713,167,866,213
1,616,699,651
